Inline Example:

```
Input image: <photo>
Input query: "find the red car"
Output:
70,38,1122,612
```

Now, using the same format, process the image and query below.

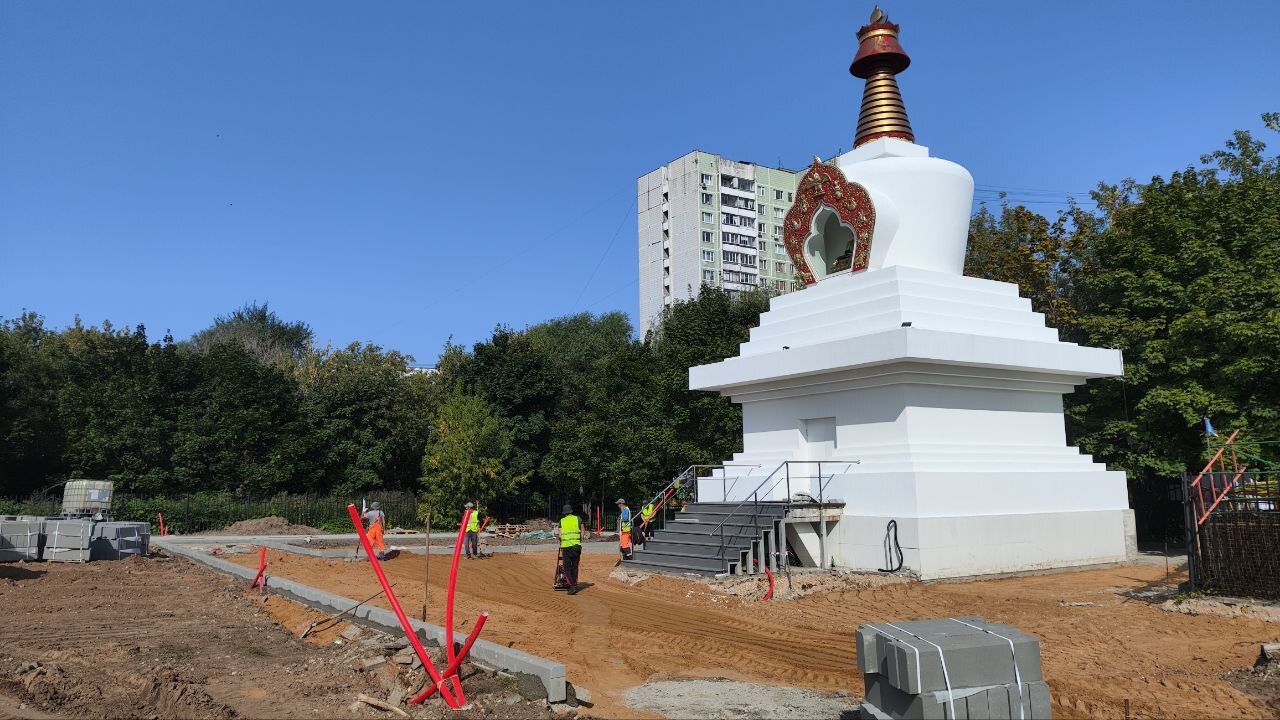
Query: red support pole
345,505,461,709
479,516,491,533
410,612,490,705
444,509,470,704
762,566,775,601
157,512,167,537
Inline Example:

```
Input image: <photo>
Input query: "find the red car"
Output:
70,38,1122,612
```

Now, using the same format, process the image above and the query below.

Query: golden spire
849,7,914,147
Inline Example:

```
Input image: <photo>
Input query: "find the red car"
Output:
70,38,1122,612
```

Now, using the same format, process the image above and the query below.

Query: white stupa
690,8,1135,579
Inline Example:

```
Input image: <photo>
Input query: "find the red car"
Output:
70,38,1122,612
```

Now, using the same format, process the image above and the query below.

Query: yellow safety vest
466,512,480,532
620,508,632,533
560,514,582,548
641,503,656,522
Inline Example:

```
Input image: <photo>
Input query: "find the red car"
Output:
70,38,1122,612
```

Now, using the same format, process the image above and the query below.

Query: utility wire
571,196,636,312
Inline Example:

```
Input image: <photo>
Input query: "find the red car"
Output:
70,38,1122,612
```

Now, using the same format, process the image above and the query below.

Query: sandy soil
0,557,555,719
232,549,1280,719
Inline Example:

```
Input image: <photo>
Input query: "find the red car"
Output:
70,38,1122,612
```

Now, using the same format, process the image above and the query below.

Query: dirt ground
0,556,556,719
233,549,1280,719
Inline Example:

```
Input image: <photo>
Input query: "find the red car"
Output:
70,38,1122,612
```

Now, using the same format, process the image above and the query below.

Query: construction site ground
229,547,1280,719
0,556,557,719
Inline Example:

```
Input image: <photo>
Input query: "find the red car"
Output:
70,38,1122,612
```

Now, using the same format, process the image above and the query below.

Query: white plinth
690,265,1136,579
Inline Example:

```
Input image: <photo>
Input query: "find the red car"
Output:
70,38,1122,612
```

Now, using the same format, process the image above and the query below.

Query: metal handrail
637,463,762,533
709,459,859,580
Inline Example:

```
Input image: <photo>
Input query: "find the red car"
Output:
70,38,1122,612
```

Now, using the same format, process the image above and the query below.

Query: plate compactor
553,547,570,590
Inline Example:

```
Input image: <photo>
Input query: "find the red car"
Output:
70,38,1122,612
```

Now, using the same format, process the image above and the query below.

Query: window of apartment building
772,225,782,237
774,207,785,218
703,270,715,282
722,250,757,267
787,192,793,202
701,211,714,223
776,261,788,272
702,231,713,243
701,192,712,205
775,241,786,254
758,186,766,197
700,173,712,186
774,189,783,200
775,279,788,291
759,204,767,215
702,250,714,262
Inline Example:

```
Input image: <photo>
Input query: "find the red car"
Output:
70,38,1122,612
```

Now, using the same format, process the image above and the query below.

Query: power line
571,196,636,312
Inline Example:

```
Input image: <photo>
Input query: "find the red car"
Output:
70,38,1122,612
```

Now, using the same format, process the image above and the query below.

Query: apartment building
637,151,800,334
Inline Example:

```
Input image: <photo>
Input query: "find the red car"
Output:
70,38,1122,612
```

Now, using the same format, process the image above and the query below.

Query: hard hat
615,498,626,505
562,504,574,514
370,502,381,510
464,502,474,508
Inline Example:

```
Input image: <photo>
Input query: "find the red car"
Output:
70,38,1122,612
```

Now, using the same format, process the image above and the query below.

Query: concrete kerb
174,533,617,558
156,537,568,702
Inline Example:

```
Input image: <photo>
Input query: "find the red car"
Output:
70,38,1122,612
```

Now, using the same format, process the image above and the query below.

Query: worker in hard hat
464,501,481,559
363,501,387,560
639,500,657,543
615,498,633,561
554,504,584,595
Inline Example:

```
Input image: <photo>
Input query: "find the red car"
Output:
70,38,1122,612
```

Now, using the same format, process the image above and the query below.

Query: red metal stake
443,509,470,704
157,512,167,537
249,546,267,588
345,505,461,709
410,612,490,704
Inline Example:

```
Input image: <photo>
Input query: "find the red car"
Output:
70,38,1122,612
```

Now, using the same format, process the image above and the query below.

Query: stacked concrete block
90,521,150,560
856,617,1050,719
41,518,93,562
0,519,42,562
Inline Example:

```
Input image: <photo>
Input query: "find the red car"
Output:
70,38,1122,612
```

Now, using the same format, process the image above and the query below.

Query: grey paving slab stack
90,521,151,560
41,518,93,562
0,519,42,562
856,617,1051,719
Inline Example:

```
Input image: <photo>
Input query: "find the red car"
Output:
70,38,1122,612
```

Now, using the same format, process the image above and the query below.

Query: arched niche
803,206,860,280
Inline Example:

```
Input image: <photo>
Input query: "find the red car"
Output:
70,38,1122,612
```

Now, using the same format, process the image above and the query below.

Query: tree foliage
419,391,523,519
967,114,1280,535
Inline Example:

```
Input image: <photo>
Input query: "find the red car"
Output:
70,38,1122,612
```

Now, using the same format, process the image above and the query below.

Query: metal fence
1184,470,1280,599
0,491,420,535
0,491,638,536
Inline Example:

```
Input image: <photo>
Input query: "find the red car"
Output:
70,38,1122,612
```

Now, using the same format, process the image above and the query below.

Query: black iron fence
1184,470,1280,599
0,491,644,536
0,491,419,535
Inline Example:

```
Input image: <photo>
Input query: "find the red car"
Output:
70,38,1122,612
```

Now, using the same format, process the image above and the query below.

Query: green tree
419,391,524,519
295,342,434,494
1067,115,1280,528
0,312,68,496
189,302,313,367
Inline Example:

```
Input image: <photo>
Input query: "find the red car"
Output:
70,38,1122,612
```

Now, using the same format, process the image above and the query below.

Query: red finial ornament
849,6,914,147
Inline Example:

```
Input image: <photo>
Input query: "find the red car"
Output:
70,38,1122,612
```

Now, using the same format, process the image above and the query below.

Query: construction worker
555,504,584,595
362,501,387,560
639,500,657,542
464,501,480,559
615,498,633,560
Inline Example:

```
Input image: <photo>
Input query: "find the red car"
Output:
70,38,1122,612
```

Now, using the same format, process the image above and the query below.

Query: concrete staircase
623,501,788,576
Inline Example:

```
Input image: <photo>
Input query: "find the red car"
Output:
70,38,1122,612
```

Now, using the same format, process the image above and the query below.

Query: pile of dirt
705,568,913,601
211,515,327,535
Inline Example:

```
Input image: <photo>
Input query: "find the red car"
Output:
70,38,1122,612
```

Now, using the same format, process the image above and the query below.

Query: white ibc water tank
61,479,114,516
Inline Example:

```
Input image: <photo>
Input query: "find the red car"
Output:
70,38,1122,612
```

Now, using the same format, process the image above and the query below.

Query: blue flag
1204,417,1217,436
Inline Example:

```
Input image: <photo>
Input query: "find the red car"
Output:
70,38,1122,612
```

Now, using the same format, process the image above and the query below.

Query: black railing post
1182,470,1198,591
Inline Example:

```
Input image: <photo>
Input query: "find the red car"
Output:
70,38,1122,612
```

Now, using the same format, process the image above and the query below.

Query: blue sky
3,1,1277,364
